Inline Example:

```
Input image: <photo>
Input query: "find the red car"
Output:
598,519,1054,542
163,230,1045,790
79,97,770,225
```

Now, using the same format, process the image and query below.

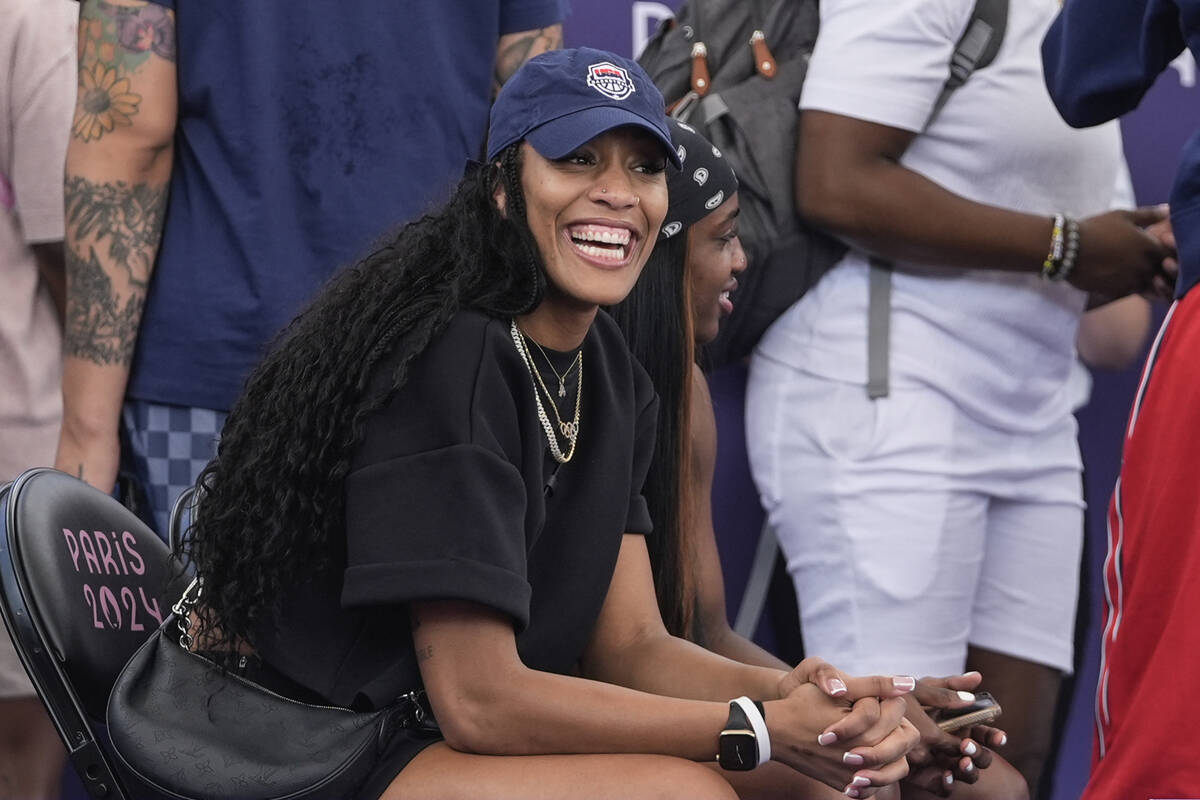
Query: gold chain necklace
526,336,582,398
519,331,581,437
520,330,582,442
510,321,583,463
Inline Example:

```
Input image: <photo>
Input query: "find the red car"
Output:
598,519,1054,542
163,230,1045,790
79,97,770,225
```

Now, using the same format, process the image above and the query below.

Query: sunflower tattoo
72,1,175,143
73,62,141,142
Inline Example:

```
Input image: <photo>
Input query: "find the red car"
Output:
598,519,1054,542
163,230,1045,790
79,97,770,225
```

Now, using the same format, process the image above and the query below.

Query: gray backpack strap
734,518,781,638
864,0,1007,398
698,91,729,125
931,0,1009,124
866,258,893,399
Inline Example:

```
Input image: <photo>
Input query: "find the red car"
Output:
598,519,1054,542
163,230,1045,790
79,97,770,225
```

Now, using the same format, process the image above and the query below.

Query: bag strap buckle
173,576,204,649
397,689,440,731
172,576,203,616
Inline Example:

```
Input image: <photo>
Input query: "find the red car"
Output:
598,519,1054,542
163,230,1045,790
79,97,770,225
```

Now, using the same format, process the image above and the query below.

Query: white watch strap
732,696,771,766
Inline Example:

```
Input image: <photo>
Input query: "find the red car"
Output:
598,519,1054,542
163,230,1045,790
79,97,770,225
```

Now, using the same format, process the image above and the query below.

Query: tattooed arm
493,24,563,94
55,0,177,491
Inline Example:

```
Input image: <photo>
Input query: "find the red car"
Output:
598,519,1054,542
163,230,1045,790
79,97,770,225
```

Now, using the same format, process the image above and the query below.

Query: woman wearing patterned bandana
167,49,920,799
613,118,1027,800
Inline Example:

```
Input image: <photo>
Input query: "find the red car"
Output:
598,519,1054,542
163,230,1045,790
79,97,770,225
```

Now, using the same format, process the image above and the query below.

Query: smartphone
933,691,1002,732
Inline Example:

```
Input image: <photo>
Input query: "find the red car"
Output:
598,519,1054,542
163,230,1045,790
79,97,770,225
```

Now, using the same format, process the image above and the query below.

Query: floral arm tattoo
65,1,176,365
73,0,176,142
63,178,167,364
493,25,563,93
63,244,147,365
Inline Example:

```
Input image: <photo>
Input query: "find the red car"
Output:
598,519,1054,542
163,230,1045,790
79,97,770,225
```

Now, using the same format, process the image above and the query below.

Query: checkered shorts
121,400,227,539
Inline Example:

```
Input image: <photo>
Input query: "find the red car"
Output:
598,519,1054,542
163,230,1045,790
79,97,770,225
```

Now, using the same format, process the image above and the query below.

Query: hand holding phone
932,691,1002,733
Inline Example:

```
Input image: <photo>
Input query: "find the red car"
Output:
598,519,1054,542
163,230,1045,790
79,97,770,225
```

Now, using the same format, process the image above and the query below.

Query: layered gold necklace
526,336,582,398
509,320,583,463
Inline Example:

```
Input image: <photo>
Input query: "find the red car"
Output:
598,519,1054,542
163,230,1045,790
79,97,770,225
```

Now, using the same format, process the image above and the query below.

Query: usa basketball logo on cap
587,62,636,100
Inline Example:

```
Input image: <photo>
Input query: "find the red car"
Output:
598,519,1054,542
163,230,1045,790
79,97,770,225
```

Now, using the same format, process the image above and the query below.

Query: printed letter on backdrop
632,2,675,58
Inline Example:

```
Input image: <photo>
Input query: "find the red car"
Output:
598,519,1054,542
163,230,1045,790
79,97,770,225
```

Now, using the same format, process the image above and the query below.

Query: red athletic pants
1083,289,1200,800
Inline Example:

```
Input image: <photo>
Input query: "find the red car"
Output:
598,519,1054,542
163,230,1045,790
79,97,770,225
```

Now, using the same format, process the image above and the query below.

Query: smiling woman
123,47,922,800
513,127,668,322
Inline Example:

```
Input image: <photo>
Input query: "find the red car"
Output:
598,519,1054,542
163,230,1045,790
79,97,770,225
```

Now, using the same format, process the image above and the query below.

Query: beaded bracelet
1042,214,1065,278
1057,217,1080,282
1041,214,1079,282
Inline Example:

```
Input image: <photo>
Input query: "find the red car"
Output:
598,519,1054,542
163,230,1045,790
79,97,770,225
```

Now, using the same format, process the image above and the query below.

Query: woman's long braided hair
607,232,696,639
183,145,541,651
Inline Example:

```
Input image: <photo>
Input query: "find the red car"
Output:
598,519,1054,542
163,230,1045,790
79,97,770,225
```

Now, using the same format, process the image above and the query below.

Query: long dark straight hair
183,146,543,651
608,232,697,638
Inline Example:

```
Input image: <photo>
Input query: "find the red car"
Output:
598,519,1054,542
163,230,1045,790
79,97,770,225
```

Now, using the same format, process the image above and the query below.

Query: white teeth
570,228,631,245
573,241,627,262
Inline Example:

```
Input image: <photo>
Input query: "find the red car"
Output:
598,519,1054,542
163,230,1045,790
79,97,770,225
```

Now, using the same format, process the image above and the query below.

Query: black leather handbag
106,578,431,800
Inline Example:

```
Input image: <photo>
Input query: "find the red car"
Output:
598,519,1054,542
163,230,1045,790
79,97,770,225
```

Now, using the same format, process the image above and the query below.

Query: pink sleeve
10,0,76,244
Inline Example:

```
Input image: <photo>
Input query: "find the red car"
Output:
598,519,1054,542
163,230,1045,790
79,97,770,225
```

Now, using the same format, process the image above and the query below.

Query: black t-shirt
254,309,658,709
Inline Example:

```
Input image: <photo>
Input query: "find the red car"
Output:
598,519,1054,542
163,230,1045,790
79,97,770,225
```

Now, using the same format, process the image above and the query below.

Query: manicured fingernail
944,773,954,786
962,670,982,679
818,732,838,746
997,733,1008,746
852,776,871,787
829,678,847,696
843,752,865,766
964,761,975,773
844,788,860,798
892,675,916,691
963,740,978,756
956,690,976,702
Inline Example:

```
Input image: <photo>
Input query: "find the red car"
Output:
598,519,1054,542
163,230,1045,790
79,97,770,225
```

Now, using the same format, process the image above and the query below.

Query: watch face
718,729,756,771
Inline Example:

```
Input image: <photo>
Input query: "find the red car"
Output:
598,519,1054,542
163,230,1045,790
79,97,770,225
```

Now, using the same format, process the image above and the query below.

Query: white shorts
745,356,1084,677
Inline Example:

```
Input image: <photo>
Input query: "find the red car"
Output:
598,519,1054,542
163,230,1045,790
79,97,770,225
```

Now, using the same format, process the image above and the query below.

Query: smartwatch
717,699,765,770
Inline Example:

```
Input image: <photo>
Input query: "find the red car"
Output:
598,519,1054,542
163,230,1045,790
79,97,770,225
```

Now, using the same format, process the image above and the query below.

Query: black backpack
638,0,1008,384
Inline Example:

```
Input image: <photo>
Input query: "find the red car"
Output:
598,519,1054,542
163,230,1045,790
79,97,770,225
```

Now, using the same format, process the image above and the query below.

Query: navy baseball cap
487,47,681,169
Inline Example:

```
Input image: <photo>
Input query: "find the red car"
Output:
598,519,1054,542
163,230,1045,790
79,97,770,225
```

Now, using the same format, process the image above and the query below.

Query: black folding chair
0,468,186,799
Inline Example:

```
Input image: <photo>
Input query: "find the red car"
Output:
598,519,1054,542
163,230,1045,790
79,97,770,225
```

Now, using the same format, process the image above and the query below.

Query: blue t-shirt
132,0,563,411
1042,0,1200,300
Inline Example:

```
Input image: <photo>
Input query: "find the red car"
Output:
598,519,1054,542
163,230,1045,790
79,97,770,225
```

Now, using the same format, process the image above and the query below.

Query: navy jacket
1043,0,1200,298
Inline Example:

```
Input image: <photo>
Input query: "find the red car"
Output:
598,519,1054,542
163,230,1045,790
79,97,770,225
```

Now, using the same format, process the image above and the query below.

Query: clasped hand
767,658,1007,798
1072,205,1177,300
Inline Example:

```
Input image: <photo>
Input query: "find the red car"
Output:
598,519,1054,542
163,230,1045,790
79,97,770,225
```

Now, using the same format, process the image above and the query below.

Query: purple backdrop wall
564,5,1199,799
